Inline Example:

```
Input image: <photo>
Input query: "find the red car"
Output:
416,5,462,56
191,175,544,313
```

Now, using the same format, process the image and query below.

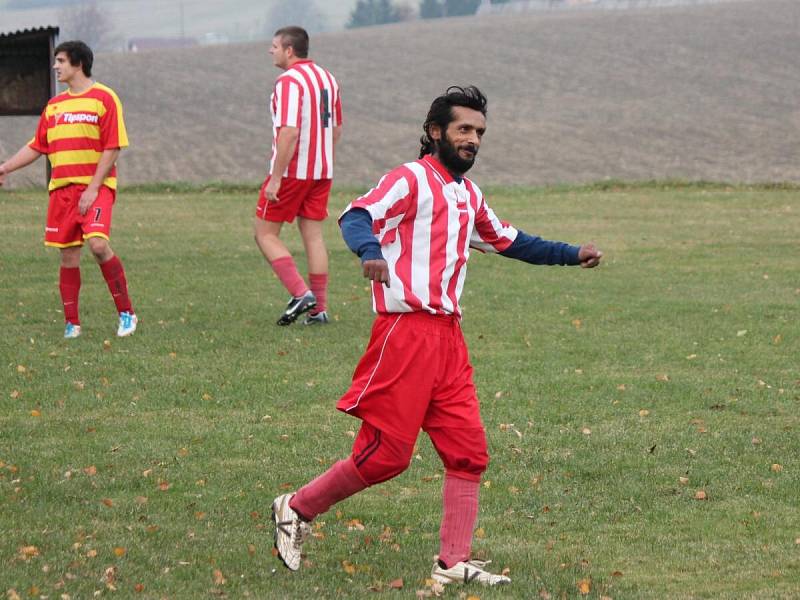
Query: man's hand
264,177,281,203
578,243,603,268
78,186,100,215
362,259,390,287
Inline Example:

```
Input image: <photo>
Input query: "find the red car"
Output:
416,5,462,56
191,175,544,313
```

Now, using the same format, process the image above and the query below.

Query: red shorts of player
255,176,332,223
337,311,486,442
45,184,115,248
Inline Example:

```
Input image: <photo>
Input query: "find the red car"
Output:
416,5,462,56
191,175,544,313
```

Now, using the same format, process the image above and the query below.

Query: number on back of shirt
320,89,330,128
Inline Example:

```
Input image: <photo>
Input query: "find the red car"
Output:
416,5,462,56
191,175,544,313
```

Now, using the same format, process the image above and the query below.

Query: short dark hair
54,40,93,77
274,26,309,58
419,85,488,158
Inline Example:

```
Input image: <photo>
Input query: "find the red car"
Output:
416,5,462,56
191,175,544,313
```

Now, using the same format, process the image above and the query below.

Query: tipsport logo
55,112,99,125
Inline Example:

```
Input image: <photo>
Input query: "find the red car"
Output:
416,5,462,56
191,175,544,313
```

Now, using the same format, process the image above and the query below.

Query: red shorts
255,176,332,223
337,312,484,444
45,184,115,248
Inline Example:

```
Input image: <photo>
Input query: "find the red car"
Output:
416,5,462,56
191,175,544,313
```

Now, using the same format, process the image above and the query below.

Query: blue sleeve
339,208,384,263
499,229,581,265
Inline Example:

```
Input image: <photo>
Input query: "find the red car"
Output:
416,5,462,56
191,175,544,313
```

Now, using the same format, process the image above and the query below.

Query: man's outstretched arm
0,146,42,187
499,230,602,268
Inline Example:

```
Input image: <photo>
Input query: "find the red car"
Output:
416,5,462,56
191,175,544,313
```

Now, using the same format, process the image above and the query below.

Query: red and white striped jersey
342,155,518,318
270,59,342,180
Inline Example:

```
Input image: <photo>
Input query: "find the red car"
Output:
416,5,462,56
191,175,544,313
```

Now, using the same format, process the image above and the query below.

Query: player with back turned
254,26,342,326
270,86,603,586
0,40,137,339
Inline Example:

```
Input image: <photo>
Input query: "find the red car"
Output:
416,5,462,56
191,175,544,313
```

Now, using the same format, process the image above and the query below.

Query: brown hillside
2,0,798,187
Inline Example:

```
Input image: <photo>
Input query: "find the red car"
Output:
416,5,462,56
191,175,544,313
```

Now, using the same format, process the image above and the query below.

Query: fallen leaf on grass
679,477,689,485
212,569,226,585
86,549,98,558
247,544,256,556
388,578,403,589
18,545,39,560
134,583,144,593
135,496,148,505
158,481,171,491
577,578,591,594
30,410,41,417
655,374,669,382
639,409,650,417
102,498,114,507
16,365,27,373
581,427,592,435
345,518,365,531
694,490,708,500
342,560,356,575
113,547,126,557
771,464,783,473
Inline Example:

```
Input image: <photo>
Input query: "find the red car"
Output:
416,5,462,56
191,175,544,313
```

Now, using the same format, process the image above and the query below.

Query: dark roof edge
0,26,60,40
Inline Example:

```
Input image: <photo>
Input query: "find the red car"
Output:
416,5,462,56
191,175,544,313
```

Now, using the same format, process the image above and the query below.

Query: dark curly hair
419,85,488,158
54,40,93,77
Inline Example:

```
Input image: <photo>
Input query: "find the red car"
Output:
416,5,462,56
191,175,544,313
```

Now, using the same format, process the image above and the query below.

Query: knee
87,238,112,261
441,450,489,481
352,427,414,486
430,427,489,481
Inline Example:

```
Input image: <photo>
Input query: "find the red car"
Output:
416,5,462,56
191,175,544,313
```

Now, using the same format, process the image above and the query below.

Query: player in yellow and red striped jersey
0,40,137,338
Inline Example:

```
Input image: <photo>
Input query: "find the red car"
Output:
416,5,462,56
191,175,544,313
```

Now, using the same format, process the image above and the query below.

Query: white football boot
272,493,311,571
431,558,511,586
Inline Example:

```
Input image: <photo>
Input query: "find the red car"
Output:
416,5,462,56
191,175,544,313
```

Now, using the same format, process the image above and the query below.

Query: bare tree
58,1,116,51
265,0,326,36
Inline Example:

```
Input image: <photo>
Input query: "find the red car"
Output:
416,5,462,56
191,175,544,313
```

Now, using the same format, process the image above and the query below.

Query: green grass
1,184,798,599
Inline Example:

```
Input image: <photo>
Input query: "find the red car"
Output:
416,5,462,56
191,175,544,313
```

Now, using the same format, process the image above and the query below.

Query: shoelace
292,518,309,551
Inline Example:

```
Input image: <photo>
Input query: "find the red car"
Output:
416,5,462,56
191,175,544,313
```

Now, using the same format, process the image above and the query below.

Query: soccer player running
0,40,136,339
254,26,342,326
271,86,603,586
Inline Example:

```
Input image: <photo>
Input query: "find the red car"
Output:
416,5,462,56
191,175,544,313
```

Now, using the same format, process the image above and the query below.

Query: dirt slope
2,0,798,187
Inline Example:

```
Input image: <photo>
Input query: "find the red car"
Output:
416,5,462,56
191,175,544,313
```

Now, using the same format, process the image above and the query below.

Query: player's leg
46,185,84,338
254,176,315,325
273,313,437,571
297,217,329,323
83,187,136,337
296,179,332,324
59,246,83,337
273,421,413,571
423,322,510,586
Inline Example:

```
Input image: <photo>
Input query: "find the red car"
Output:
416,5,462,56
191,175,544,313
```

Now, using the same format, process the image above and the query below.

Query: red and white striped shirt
270,59,342,180
343,155,518,318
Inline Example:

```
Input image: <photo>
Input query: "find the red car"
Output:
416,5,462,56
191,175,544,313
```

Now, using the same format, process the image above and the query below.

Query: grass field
1,183,798,599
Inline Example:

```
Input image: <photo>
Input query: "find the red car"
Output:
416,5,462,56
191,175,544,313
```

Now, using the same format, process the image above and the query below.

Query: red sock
99,255,133,314
59,266,81,325
271,256,308,298
308,272,328,314
290,458,367,521
438,473,480,568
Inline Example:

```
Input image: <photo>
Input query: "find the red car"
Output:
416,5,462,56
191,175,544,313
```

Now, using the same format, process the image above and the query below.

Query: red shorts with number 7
45,184,115,248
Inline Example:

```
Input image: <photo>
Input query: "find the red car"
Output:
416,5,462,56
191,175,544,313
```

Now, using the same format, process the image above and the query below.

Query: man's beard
437,133,477,175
